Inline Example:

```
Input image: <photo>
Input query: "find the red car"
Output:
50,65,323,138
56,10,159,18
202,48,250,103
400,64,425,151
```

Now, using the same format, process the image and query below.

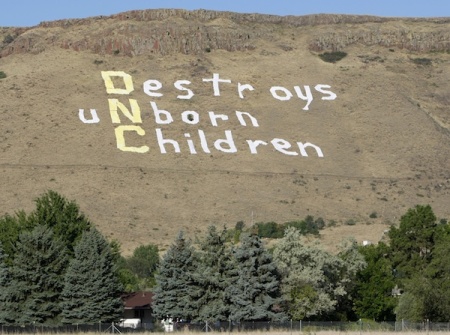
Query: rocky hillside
0,10,449,254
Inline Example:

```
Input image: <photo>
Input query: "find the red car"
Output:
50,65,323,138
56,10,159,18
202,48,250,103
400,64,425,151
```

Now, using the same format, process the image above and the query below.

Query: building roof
122,291,153,310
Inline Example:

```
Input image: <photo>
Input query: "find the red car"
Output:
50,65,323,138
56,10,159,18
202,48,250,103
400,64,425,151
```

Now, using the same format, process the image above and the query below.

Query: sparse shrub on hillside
319,51,347,63
93,59,104,65
2,34,14,44
345,219,356,226
254,216,325,239
328,219,337,227
411,57,432,66
0,71,6,79
369,211,378,219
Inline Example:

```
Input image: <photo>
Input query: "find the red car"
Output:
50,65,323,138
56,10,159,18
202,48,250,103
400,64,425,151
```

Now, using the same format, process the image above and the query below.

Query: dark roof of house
122,291,153,310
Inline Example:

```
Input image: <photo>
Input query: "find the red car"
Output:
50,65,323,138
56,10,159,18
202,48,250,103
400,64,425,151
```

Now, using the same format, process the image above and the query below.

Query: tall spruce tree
192,226,233,322
225,233,286,322
152,231,201,321
0,242,13,324
60,229,123,324
6,226,68,325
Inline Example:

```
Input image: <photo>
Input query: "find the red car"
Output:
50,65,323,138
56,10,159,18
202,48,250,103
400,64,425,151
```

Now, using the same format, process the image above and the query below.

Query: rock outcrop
1,10,449,58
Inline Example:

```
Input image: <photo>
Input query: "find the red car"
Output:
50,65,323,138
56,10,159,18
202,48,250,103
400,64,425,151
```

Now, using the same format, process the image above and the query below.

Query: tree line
152,204,450,322
0,190,449,324
0,191,123,325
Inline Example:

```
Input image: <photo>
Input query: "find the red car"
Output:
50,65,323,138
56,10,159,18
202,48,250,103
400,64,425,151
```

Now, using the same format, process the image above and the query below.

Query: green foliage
256,221,284,238
411,57,432,66
0,71,6,79
29,190,92,254
284,215,321,236
225,233,286,321
232,221,245,243
319,51,348,63
117,267,140,292
152,231,200,320
345,219,356,226
0,243,12,324
4,226,68,325
0,191,121,325
273,228,365,320
193,226,233,321
3,34,14,44
394,292,423,321
385,205,450,321
0,212,29,262
61,229,123,324
389,204,438,280
123,243,160,289
254,216,324,239
353,243,396,321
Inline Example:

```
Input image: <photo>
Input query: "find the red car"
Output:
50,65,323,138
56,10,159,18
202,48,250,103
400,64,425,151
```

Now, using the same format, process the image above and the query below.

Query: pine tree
60,229,123,324
193,226,232,322
152,231,201,321
5,226,68,325
225,233,286,322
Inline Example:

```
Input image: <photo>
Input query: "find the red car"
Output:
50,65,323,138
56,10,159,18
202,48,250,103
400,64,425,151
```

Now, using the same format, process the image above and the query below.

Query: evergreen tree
0,242,13,324
225,233,286,322
192,226,233,322
152,231,201,321
6,226,68,325
60,229,123,324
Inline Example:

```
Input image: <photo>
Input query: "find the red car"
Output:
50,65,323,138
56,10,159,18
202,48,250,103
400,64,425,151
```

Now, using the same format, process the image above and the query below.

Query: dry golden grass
0,12,449,255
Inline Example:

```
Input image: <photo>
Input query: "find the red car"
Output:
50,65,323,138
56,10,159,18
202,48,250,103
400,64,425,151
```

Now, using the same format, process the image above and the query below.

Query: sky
1,0,450,27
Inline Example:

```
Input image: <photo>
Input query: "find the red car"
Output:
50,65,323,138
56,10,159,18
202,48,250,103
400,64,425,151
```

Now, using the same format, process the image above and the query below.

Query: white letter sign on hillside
78,71,337,157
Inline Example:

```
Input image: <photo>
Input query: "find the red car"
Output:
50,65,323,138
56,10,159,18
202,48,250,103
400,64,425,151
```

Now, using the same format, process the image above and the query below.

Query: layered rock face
1,10,449,58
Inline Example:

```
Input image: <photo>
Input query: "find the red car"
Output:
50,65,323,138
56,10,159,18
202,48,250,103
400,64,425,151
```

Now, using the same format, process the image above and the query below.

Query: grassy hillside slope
0,11,449,254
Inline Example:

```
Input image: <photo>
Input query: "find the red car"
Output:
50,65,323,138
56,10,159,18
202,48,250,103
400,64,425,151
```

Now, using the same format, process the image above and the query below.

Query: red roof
122,291,153,310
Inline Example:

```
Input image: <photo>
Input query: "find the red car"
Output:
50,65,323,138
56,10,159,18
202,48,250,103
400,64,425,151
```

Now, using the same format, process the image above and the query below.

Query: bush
319,51,347,63
0,71,6,79
412,57,432,66
345,219,356,226
255,221,284,238
369,211,378,219
3,34,14,44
